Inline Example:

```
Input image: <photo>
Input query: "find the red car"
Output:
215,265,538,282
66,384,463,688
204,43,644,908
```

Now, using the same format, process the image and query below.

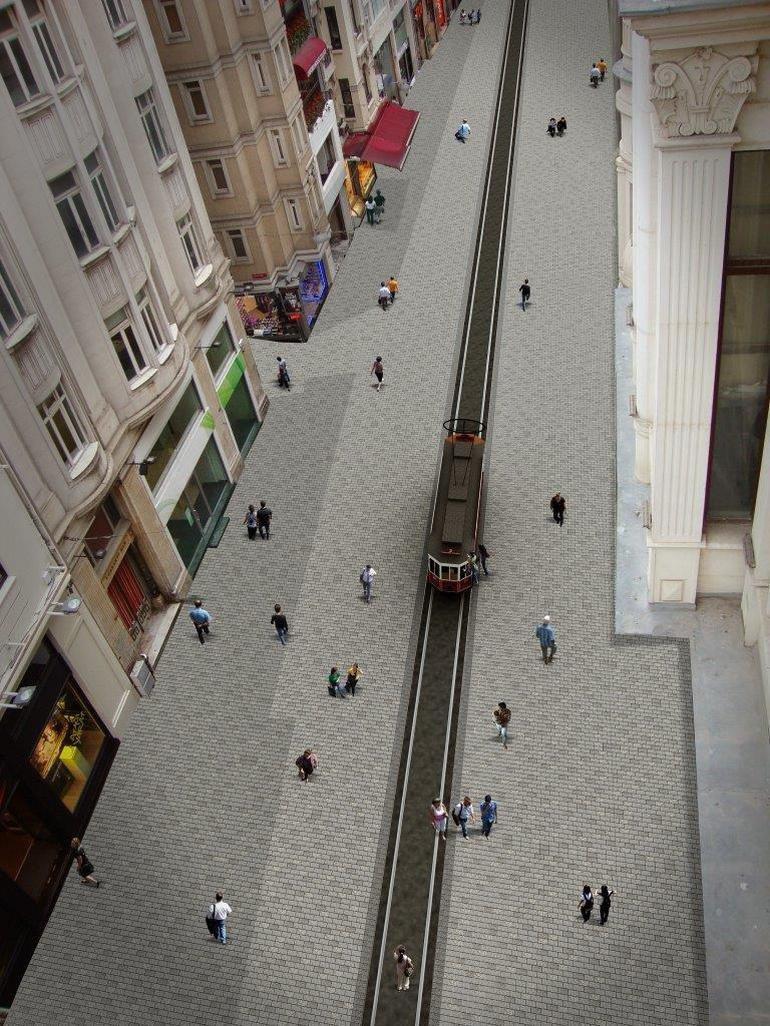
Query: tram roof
428,434,484,561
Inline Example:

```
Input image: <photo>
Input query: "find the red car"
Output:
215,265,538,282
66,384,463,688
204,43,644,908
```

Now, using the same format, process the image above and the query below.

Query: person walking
475,7,481,22
243,504,258,540
597,57,608,81
378,282,391,310
547,117,557,137
371,356,384,392
535,614,556,663
208,892,232,944
189,600,211,644
277,356,291,389
345,662,362,696
327,666,346,698
459,8,467,24
478,542,491,575
394,946,414,991
387,276,399,303
453,796,475,838
257,500,272,539
365,196,376,225
271,604,288,645
373,188,386,223
590,63,600,87
579,884,594,922
296,748,318,781
360,563,377,603
518,279,530,309
493,701,510,749
455,119,470,143
429,798,448,840
72,839,100,887
556,115,567,136
598,884,614,925
550,492,566,526
480,795,498,838
468,550,480,585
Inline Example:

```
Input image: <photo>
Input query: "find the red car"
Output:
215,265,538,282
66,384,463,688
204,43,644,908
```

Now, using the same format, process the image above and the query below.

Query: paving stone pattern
7,5,516,1026
429,2,710,1025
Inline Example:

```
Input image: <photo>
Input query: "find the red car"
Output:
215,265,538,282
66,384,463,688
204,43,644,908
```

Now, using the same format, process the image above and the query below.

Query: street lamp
126,456,157,476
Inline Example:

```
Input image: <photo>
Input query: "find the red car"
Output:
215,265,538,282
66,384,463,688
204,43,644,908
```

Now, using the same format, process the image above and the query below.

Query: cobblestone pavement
429,1,709,1025
7,5,516,1026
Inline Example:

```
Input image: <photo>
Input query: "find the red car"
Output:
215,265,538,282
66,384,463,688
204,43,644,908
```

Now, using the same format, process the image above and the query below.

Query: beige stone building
0,0,266,998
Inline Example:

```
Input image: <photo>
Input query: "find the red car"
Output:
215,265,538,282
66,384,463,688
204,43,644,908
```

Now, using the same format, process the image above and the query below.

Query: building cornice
626,5,770,49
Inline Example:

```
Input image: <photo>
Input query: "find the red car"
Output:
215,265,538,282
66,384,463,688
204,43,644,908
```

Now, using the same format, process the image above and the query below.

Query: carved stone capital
650,47,758,138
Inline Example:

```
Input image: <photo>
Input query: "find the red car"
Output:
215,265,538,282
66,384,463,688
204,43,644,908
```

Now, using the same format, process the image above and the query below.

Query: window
37,383,88,466
136,89,171,165
144,380,202,491
307,180,320,221
325,6,342,49
49,171,99,259
285,197,303,231
84,150,120,233
349,0,361,34
0,259,25,339
226,229,249,262
273,40,290,84
24,0,64,85
269,127,287,167
158,0,187,39
0,9,41,107
250,52,270,93
205,320,235,377
317,132,336,184
101,0,130,30
290,117,306,158
206,158,230,195
136,287,166,353
176,213,204,275
361,60,372,104
338,76,355,119
181,79,210,122
84,496,121,561
105,305,148,382
234,0,252,11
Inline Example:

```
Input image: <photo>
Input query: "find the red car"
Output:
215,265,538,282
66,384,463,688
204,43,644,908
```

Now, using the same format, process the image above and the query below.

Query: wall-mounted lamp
0,685,37,710
126,457,156,477
50,595,82,616
195,340,221,351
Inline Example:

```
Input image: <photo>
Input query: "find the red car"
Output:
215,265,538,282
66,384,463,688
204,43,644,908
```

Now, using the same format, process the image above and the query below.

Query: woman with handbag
71,838,100,887
394,945,414,991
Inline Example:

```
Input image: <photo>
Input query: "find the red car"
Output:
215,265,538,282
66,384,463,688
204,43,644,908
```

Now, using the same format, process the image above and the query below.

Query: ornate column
646,46,757,605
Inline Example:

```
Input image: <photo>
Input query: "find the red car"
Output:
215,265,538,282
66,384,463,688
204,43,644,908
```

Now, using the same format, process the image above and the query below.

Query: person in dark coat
598,884,614,925
556,116,567,136
72,838,100,887
579,884,594,922
550,492,566,526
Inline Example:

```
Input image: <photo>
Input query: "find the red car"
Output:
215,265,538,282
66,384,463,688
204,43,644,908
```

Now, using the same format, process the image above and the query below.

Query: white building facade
615,0,770,710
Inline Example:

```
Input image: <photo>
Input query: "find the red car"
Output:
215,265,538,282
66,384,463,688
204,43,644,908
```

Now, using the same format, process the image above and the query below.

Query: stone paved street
7,1,710,1025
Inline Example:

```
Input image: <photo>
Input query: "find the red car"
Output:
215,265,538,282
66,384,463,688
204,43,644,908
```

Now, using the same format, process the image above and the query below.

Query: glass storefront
166,436,231,572
373,36,398,102
707,151,770,520
344,160,376,218
145,381,203,492
220,360,260,453
205,321,235,379
299,260,329,325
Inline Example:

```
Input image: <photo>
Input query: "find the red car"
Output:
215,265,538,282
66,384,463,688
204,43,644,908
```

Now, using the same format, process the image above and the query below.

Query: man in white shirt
378,282,391,310
361,564,377,604
454,796,475,838
455,120,470,143
209,891,232,944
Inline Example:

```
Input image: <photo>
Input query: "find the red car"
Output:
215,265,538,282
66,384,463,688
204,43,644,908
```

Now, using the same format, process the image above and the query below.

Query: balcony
321,159,345,213
308,95,336,153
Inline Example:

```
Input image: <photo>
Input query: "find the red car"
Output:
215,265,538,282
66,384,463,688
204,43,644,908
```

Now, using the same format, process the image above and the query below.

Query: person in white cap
535,615,556,664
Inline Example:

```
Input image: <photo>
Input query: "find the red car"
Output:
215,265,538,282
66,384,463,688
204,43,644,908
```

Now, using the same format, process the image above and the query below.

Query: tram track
362,2,528,1023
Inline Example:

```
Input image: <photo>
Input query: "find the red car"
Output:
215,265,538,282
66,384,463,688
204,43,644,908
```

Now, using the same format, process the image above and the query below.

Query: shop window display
0,784,66,900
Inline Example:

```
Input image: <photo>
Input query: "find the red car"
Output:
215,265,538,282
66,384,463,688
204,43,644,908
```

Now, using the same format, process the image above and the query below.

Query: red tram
427,419,485,592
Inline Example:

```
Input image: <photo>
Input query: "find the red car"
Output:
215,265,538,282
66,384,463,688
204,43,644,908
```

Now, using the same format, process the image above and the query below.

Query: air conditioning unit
130,656,156,697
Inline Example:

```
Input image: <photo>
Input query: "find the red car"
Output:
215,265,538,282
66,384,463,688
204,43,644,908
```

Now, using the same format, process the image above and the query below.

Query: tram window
440,565,451,580
449,567,458,580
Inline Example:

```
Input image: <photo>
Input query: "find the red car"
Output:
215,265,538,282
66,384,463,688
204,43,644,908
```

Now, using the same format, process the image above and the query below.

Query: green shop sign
200,354,246,429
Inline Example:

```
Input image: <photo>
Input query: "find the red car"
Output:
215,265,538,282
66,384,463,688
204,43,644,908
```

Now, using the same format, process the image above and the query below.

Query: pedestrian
327,665,346,698
597,57,608,81
535,614,556,663
277,355,290,389
378,282,391,310
493,701,510,749
547,117,557,137
365,195,376,225
579,884,594,922
478,542,491,575
374,188,386,223
590,63,600,87
459,8,467,23
271,603,288,645
468,8,475,22
452,796,475,838
475,7,480,22
189,599,211,644
360,563,377,603
71,838,100,887
387,275,399,303
295,748,318,781
455,119,470,143
394,945,414,991
598,884,614,924
243,504,258,540
371,356,384,391
345,662,362,696
518,278,530,309
467,550,479,585
257,499,272,539
208,892,232,944
480,794,498,838
429,798,448,840
550,491,565,526
556,115,567,136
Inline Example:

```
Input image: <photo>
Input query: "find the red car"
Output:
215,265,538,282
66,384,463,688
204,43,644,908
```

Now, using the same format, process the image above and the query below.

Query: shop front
343,158,376,219
298,260,330,326
0,637,118,1005
373,35,399,102
236,285,307,341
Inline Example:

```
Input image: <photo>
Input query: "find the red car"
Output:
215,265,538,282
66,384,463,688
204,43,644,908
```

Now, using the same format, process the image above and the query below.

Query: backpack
451,807,461,826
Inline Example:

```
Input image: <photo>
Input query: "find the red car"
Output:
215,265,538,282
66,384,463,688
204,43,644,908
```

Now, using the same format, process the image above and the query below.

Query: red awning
292,36,328,78
343,100,420,172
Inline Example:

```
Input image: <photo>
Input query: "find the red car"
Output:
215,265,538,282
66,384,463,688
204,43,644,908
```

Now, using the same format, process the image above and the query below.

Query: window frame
101,0,130,31
290,116,306,159
0,258,25,340
49,170,100,260
106,304,149,383
205,157,231,197
225,228,250,263
361,60,372,104
250,51,271,94
156,0,189,42
176,212,204,275
324,5,343,50
85,149,121,234
273,40,291,86
284,197,304,232
268,127,288,168
349,0,361,35
25,0,65,86
0,9,42,107
180,78,212,123
136,286,167,354
37,383,88,467
136,88,172,165
234,0,253,12
338,76,355,119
